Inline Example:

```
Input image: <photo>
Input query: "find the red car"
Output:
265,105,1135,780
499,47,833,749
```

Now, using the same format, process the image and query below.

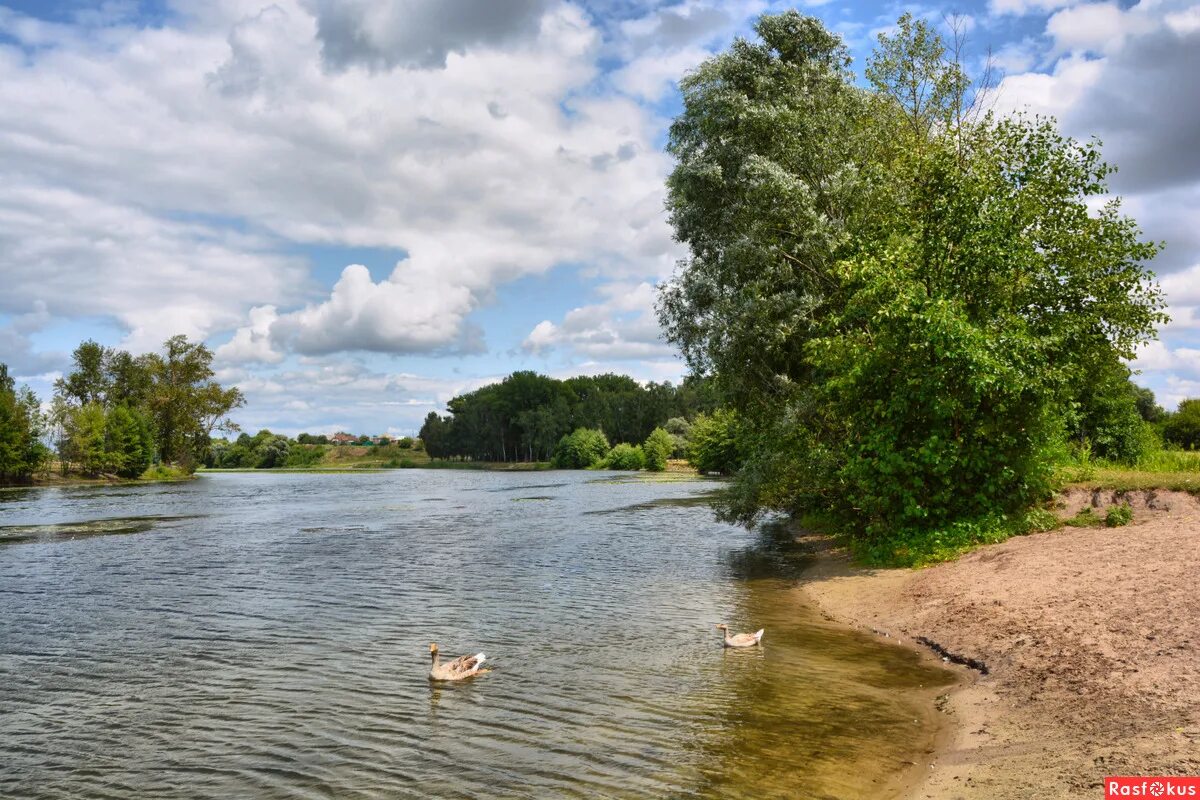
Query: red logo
1106,778,1200,798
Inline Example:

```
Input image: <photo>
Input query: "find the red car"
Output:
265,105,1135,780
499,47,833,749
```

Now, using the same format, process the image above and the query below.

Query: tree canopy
48,336,243,477
420,371,718,463
658,11,1166,547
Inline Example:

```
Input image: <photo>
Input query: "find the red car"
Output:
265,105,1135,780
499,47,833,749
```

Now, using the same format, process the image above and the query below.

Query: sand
799,489,1200,799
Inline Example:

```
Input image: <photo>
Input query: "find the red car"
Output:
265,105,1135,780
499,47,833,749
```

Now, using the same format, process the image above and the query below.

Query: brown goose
716,624,764,648
428,643,488,681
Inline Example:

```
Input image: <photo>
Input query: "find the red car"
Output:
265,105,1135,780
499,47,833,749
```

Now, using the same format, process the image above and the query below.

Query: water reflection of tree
719,519,815,583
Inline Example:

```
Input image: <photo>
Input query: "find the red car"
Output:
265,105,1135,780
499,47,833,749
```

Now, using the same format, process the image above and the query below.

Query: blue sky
2,0,1198,436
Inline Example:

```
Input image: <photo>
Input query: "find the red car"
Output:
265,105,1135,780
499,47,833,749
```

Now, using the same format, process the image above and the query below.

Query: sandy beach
799,489,1200,799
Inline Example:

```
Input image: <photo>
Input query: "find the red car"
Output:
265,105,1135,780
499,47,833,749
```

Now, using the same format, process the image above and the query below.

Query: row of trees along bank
656,12,1169,560
418,371,719,462
0,336,243,484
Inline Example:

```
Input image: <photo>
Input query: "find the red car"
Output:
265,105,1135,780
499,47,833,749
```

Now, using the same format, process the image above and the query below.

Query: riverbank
1,465,195,489
799,488,1200,798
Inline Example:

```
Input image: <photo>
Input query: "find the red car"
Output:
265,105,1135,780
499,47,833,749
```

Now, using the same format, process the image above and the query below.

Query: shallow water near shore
0,471,953,798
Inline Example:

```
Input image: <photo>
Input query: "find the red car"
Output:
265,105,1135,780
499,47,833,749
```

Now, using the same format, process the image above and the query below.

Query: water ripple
0,470,953,799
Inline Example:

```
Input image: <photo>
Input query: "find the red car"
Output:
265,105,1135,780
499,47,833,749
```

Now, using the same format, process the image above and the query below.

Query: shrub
398,437,414,449
1163,399,1200,450
1106,504,1133,527
285,445,326,468
1063,507,1102,528
605,443,646,470
688,410,741,474
552,428,610,469
105,404,154,478
643,427,674,471
663,417,693,458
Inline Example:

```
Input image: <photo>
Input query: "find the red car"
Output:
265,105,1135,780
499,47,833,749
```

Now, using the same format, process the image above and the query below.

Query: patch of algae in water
0,515,201,545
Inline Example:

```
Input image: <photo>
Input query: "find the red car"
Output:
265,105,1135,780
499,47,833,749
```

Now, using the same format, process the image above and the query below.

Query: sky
1,0,1198,437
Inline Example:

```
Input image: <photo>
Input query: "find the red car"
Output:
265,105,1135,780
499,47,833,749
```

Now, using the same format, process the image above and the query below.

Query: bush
105,404,154,478
605,443,646,470
398,437,414,449
663,417,693,458
851,508,1061,568
1063,507,1102,527
688,410,741,474
1163,399,1200,450
1106,504,1133,527
140,463,190,482
285,444,326,467
553,428,610,469
643,427,674,471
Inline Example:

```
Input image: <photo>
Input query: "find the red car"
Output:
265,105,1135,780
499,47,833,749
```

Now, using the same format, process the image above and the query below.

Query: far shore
1,469,196,490
798,487,1200,799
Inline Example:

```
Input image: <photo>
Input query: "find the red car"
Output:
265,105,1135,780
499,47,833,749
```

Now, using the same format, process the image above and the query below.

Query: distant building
330,432,356,445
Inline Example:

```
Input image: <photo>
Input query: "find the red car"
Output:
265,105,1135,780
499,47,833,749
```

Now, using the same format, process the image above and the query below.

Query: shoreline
1,473,196,490
796,488,1200,798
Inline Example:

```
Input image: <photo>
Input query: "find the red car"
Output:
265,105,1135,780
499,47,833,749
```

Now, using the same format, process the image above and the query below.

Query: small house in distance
329,432,356,446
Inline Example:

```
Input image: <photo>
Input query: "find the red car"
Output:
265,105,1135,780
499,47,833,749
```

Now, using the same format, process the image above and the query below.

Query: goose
716,624,764,648
428,643,488,681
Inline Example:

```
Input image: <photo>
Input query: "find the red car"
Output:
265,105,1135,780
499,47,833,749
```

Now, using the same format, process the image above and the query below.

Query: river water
0,470,953,799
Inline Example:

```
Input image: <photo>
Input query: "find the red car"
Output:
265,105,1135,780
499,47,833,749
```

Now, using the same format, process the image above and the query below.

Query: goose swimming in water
716,624,764,648
428,643,488,681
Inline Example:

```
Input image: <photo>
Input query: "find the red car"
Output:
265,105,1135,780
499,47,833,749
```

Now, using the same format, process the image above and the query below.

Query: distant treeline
0,337,243,484
419,371,720,462
206,430,419,469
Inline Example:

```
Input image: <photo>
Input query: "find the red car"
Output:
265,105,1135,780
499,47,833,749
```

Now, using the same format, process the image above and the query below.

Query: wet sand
799,489,1200,799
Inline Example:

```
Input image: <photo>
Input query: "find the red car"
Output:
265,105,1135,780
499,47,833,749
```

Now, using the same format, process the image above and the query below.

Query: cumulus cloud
996,1,1200,195
270,264,477,355
0,301,63,376
523,281,672,360
0,0,679,361
215,305,284,364
218,358,503,435
988,0,1074,16
305,0,552,71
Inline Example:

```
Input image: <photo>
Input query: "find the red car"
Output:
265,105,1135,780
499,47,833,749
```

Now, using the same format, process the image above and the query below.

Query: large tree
148,335,243,468
0,364,50,483
659,12,1165,541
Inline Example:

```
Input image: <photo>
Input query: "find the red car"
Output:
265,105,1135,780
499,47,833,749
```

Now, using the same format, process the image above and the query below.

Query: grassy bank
828,449,1200,568
3,463,195,489
201,444,554,473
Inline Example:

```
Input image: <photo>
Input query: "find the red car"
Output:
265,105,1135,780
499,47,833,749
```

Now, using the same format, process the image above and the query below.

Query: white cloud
523,281,672,360
0,0,680,360
988,0,1072,15
270,264,476,355
304,0,552,71
216,305,284,364
219,358,503,435
1046,2,1153,55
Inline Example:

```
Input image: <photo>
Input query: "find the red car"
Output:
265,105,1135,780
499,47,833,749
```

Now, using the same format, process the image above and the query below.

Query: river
0,470,953,799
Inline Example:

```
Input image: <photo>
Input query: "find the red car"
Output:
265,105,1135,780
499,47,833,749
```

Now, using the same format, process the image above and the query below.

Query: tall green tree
0,364,50,483
105,405,154,478
659,12,1165,541
148,335,243,469
1164,400,1200,450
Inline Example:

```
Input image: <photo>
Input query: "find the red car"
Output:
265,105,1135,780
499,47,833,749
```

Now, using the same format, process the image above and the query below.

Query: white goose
716,624,764,648
428,643,488,681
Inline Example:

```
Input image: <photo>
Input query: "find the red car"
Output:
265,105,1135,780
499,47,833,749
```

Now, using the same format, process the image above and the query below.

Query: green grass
1105,504,1133,527
139,464,193,481
1061,506,1102,527
1057,446,1200,494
